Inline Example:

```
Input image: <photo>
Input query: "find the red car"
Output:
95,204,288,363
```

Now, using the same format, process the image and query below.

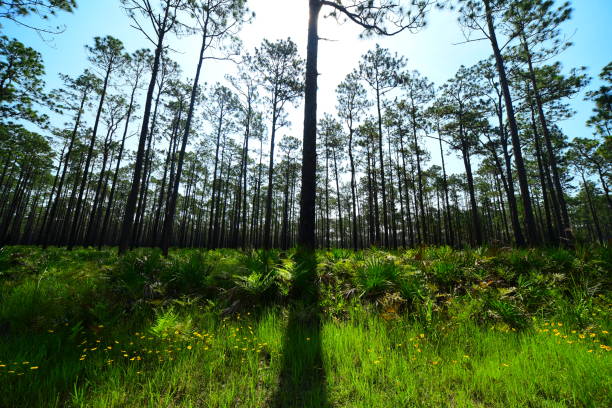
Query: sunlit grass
0,246,610,407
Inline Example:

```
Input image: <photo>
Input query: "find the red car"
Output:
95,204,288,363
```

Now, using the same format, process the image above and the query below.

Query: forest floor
0,246,610,407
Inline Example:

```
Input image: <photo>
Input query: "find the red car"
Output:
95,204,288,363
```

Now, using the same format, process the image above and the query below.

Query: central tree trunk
298,0,321,251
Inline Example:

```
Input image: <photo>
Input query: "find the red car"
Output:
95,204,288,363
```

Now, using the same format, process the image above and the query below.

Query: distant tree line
0,0,610,253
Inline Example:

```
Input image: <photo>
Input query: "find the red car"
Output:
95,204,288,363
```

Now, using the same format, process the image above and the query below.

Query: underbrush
0,245,610,407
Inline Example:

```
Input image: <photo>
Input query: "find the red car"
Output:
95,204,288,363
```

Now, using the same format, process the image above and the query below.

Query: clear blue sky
3,0,612,176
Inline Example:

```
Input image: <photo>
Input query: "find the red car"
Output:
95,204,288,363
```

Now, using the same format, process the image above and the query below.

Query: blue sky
3,0,612,175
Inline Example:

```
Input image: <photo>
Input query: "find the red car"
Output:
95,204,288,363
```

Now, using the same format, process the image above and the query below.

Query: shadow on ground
269,250,329,408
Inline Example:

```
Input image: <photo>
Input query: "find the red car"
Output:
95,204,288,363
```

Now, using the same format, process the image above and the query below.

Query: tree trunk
522,33,573,244
298,0,321,251
484,0,539,246
67,65,112,249
119,8,169,255
162,32,207,256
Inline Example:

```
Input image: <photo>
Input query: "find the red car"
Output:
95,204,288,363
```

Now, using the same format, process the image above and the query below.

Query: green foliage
112,248,166,301
230,250,291,304
0,246,610,407
397,272,427,306
0,0,76,20
355,257,400,297
0,36,47,124
486,298,529,329
165,250,214,295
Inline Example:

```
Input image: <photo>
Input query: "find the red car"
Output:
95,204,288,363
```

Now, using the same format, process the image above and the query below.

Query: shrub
112,248,166,301
397,271,427,306
165,251,215,295
429,260,462,287
355,257,401,298
486,298,529,329
229,250,291,304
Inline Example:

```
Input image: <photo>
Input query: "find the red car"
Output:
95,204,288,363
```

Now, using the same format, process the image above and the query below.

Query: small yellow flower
374,360,381,364
420,334,425,338
579,334,586,339
306,337,311,341
587,350,594,353
558,323,563,327
501,363,509,367
432,361,438,365
30,366,39,370
187,345,192,350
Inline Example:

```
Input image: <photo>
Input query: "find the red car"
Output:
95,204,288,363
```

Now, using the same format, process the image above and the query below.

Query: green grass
0,245,610,407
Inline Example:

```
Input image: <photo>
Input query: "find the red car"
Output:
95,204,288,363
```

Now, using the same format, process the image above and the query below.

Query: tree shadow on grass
269,250,329,408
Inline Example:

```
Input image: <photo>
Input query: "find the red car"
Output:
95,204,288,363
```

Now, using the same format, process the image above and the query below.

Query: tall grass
0,245,609,407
